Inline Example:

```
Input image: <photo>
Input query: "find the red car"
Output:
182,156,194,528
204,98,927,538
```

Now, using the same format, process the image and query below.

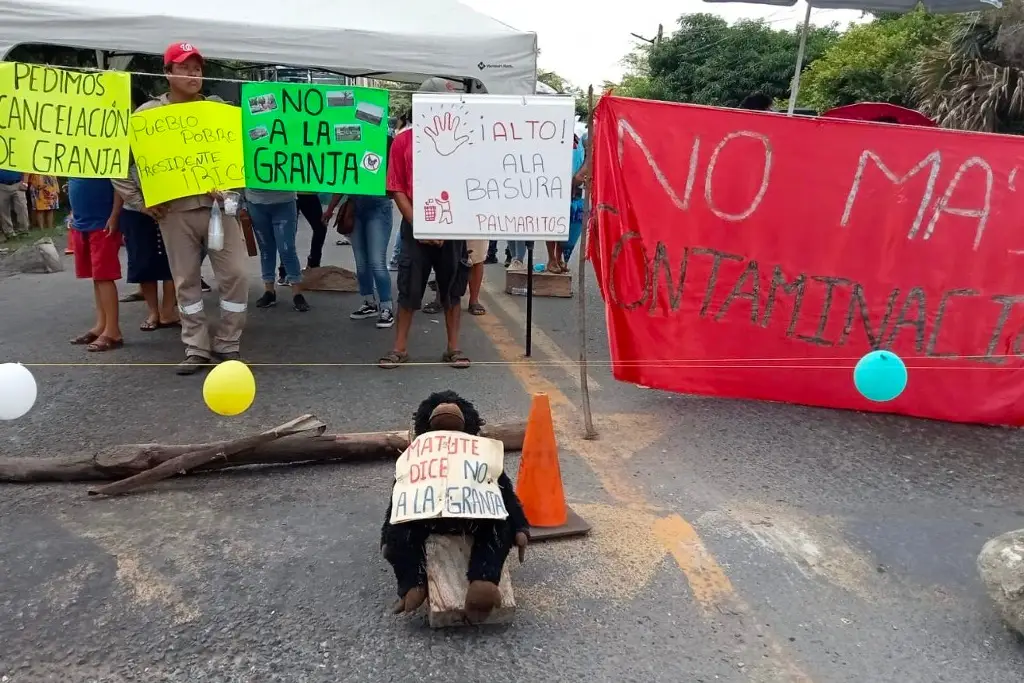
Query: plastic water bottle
208,200,224,251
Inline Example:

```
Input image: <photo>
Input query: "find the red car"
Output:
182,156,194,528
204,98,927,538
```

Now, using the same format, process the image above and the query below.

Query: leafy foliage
914,1,1024,133
538,69,590,118
610,14,839,107
800,9,957,112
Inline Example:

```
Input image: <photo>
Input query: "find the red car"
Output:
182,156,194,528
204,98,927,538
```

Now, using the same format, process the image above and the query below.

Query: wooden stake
578,85,598,440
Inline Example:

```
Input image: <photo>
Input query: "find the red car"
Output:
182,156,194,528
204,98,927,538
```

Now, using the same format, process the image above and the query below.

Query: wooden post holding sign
411,93,576,355
389,430,516,627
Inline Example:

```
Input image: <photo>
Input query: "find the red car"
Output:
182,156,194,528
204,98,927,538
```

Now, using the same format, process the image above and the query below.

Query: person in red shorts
67,177,123,352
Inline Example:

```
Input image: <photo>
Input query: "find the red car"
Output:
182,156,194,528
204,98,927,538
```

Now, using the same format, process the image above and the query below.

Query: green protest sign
240,82,389,195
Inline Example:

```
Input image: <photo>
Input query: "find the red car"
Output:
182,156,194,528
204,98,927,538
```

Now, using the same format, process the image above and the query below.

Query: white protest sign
389,430,509,524
411,94,575,240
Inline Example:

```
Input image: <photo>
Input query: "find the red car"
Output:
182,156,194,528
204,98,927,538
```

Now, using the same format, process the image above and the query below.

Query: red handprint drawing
424,111,470,157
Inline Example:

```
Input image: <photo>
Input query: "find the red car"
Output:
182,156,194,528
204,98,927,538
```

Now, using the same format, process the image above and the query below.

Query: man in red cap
117,42,250,376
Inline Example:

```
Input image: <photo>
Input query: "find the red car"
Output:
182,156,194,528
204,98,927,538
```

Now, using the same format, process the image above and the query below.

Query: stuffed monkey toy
380,391,530,623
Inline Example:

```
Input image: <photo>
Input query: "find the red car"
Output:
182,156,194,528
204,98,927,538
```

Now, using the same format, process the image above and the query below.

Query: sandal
140,318,160,332
379,350,409,369
422,301,442,315
120,291,145,303
69,331,99,345
442,349,471,369
468,302,486,316
86,336,124,353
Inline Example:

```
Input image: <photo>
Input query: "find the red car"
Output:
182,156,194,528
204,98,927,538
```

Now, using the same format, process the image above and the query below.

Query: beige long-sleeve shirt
117,93,234,214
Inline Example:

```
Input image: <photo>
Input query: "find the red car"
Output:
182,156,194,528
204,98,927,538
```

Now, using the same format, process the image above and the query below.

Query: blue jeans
511,240,535,261
350,196,394,306
248,199,301,285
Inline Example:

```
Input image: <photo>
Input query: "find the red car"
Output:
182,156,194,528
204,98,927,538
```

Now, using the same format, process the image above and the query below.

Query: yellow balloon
203,360,256,416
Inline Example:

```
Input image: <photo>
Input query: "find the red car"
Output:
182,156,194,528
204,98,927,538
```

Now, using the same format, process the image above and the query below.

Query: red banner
590,96,1024,425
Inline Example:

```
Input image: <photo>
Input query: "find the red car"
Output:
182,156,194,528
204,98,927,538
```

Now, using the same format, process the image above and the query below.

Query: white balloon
0,363,38,420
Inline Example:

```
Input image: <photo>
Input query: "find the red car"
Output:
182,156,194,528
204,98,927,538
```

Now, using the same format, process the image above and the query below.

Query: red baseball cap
163,42,204,67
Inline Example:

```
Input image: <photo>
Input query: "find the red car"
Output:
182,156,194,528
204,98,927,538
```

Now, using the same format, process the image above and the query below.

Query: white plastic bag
208,200,224,251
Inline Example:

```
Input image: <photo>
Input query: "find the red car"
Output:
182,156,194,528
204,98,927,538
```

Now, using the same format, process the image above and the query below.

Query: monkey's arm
498,472,530,537
381,479,396,550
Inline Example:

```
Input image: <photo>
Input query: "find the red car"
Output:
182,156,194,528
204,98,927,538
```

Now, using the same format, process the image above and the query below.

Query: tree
603,46,658,99
629,13,839,107
799,9,958,112
914,1,1024,133
537,68,590,118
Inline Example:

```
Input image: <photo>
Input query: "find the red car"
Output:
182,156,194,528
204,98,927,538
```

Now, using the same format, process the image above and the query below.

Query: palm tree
914,1,1024,133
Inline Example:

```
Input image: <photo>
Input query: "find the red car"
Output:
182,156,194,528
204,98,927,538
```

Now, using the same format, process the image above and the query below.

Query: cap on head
164,42,204,68
428,403,465,431
419,77,458,93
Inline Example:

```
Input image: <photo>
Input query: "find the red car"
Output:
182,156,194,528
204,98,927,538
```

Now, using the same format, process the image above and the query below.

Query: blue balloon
854,350,908,402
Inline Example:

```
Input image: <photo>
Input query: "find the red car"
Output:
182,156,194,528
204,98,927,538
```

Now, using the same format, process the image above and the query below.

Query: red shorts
71,229,122,281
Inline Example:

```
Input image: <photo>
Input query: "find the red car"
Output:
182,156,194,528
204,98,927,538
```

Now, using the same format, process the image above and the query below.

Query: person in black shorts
379,77,472,369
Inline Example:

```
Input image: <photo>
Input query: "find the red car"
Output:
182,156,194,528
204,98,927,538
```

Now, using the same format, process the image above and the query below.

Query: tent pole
787,2,813,116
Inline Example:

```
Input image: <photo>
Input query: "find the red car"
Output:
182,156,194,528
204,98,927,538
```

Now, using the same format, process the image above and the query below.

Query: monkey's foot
392,585,428,614
464,580,502,623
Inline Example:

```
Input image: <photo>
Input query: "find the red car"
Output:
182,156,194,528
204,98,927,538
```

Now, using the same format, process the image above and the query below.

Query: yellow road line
473,287,815,683
479,276,602,391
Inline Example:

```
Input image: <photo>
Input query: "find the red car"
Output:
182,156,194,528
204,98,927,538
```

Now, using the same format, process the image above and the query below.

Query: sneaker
509,259,525,270
376,308,395,328
484,254,498,265
256,291,277,308
201,279,212,293
388,260,399,272
175,355,210,376
293,293,310,312
336,236,350,246
350,301,378,320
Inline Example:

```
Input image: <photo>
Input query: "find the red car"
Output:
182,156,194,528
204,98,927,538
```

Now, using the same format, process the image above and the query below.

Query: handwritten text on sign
412,94,575,240
129,101,245,207
389,431,508,524
590,96,1024,425
0,62,131,178
240,83,389,195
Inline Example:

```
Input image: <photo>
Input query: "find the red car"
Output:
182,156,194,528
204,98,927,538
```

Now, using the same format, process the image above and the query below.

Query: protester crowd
47,42,587,376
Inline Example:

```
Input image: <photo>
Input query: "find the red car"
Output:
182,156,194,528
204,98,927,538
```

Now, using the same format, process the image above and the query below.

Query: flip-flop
442,349,470,369
468,302,486,316
69,331,98,345
422,301,442,315
140,319,160,332
379,350,409,369
86,336,124,353
120,292,145,303
158,320,181,329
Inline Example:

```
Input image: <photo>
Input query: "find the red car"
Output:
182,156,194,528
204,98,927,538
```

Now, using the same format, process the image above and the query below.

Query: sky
461,0,865,87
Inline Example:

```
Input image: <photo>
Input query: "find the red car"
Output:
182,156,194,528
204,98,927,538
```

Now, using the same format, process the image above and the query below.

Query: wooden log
425,535,516,628
0,421,525,484
87,415,326,497
505,267,572,298
301,266,358,292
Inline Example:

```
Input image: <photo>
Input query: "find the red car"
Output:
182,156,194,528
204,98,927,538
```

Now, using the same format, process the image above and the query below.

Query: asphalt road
1,220,1023,682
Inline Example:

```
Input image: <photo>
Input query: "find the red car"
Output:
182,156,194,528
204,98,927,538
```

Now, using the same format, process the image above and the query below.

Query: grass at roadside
0,209,71,251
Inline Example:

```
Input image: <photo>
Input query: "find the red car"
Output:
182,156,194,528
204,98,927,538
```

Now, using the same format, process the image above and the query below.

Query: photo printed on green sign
241,82,389,195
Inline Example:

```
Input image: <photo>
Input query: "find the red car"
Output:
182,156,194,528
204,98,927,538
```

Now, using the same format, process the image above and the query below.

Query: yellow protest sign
0,62,131,178
128,101,245,207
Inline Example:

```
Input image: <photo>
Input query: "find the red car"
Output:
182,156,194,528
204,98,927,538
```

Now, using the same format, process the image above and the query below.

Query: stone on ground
0,238,63,275
977,529,1024,635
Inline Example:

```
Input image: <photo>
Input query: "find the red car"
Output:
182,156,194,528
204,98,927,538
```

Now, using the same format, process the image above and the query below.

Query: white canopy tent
0,0,538,95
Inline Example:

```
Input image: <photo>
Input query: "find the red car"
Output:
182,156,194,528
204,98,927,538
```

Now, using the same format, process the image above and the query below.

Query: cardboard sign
129,101,245,207
0,62,131,178
240,83,389,195
411,93,575,240
389,431,509,524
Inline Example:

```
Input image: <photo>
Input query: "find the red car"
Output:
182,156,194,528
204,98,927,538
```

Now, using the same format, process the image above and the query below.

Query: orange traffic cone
515,393,590,541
